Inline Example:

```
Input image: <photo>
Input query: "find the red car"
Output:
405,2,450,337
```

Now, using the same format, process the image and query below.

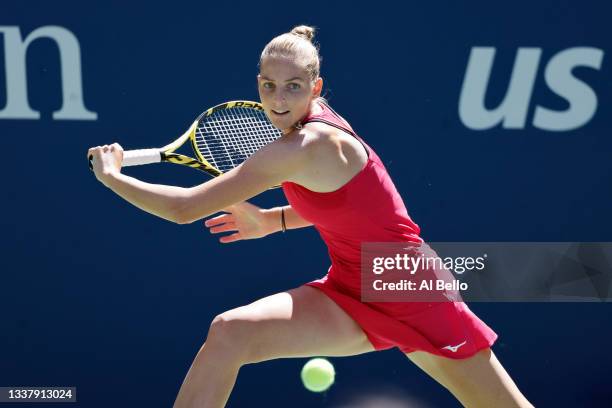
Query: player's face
258,56,322,135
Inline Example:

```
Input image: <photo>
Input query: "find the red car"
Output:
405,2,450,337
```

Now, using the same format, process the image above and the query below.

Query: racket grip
122,149,163,167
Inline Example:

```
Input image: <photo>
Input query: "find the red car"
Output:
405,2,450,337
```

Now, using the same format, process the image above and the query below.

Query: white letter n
0,26,97,120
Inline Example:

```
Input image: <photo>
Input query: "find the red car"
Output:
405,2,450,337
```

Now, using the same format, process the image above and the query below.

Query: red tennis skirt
305,273,497,359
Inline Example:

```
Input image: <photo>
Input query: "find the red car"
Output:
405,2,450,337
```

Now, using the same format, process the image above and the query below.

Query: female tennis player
88,26,533,408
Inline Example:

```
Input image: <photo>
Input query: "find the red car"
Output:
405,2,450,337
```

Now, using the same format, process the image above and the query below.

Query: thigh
212,285,375,363
406,348,532,408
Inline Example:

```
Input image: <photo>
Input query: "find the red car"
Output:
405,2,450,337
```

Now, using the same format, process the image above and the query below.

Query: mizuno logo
441,340,467,353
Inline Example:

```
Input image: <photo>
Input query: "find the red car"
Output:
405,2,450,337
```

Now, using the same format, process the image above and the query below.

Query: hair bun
290,25,316,42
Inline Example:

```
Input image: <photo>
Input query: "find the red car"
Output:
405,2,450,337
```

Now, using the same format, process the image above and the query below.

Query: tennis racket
88,101,282,178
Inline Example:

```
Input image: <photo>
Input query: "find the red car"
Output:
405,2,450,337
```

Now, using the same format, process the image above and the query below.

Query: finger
204,214,233,227
209,222,237,234
88,149,100,162
219,232,242,244
204,215,231,227
87,146,99,158
88,147,105,170
87,149,96,170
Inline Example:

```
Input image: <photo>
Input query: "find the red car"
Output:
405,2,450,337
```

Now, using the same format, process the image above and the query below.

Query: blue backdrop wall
1,1,611,407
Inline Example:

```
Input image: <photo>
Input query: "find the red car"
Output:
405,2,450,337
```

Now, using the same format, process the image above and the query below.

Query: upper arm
174,135,310,224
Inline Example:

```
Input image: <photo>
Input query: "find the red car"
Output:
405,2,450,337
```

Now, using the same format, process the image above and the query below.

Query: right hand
204,201,277,243
87,143,124,186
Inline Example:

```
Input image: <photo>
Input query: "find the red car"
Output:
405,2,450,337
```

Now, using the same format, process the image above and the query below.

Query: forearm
263,205,313,233
102,167,269,224
102,172,190,223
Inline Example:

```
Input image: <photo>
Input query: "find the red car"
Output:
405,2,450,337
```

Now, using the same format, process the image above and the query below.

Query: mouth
271,109,290,116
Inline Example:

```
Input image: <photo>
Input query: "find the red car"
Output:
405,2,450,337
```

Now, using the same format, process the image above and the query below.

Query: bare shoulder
302,121,367,164
284,122,369,191
298,123,342,158
238,121,367,191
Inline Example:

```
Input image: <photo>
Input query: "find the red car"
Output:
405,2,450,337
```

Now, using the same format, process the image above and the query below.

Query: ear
312,77,323,97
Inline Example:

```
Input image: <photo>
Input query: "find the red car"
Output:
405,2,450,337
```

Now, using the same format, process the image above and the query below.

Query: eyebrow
260,76,305,82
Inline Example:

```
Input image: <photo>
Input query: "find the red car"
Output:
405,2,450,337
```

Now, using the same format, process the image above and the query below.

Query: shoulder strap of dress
301,100,357,137
301,100,371,158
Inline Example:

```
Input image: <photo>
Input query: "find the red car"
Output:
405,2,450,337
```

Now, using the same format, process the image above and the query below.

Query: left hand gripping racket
88,101,282,178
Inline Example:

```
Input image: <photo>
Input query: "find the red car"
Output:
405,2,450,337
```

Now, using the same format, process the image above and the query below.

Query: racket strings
195,107,281,173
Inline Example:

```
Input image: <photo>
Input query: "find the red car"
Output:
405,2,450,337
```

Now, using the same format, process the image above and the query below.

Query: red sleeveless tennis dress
281,101,497,359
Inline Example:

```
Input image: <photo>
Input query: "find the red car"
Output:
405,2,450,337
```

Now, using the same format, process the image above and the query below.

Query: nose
272,89,287,105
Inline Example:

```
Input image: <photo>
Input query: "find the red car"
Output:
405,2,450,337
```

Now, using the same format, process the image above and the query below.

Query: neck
282,99,323,135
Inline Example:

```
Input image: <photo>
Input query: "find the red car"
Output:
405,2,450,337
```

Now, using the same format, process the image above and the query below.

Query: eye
287,83,301,90
262,82,275,89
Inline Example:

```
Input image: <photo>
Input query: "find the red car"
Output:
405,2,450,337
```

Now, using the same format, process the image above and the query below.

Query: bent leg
174,285,374,408
406,348,533,408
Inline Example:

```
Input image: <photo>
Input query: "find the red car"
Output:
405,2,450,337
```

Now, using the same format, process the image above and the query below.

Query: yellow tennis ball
301,358,335,393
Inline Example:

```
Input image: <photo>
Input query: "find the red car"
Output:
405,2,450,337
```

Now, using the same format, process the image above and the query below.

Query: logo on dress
441,340,467,353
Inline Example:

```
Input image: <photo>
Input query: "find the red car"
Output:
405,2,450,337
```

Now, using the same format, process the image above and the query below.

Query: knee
207,312,249,346
205,312,254,363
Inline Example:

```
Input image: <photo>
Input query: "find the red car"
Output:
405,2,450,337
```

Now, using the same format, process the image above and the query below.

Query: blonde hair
259,25,321,81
